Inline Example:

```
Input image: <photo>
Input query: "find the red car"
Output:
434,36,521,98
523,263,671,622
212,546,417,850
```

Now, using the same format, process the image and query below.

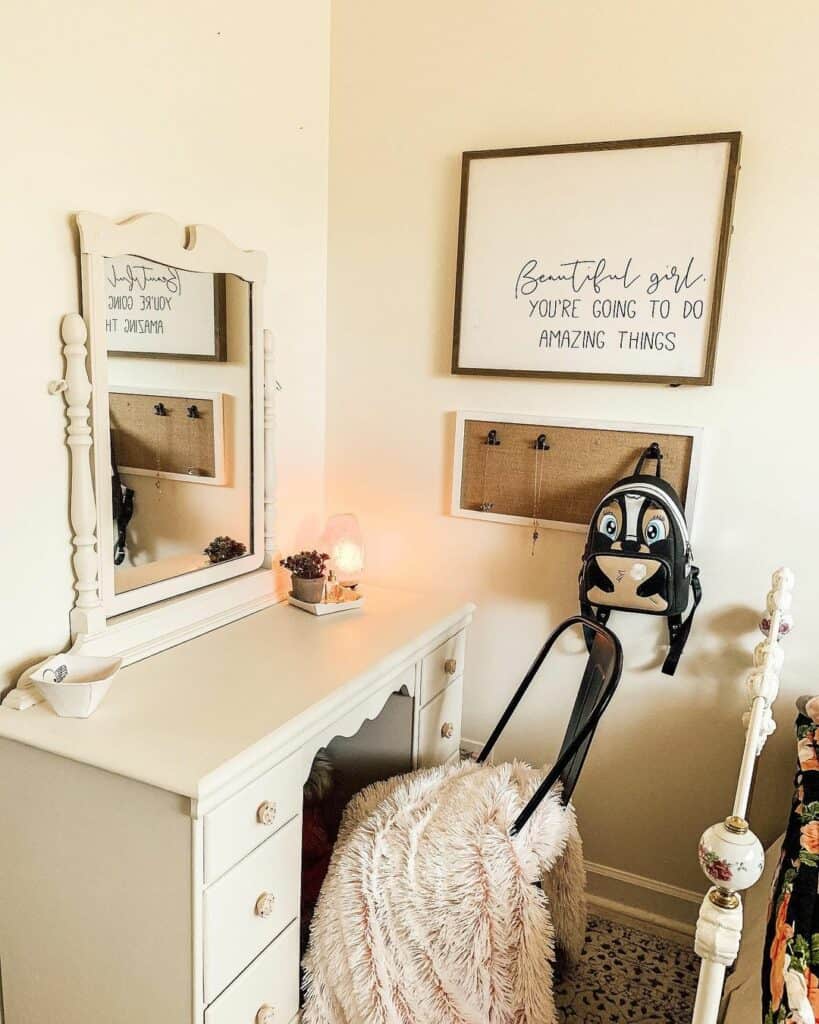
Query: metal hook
186,404,200,419
646,441,664,461
485,429,501,446
535,434,550,451
154,402,168,417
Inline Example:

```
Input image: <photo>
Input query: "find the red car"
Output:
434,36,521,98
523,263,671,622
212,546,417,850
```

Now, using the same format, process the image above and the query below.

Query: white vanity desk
0,588,473,1024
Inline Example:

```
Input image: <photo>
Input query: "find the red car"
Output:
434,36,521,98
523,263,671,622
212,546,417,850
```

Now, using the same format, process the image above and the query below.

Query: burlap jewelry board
109,388,225,484
452,412,701,533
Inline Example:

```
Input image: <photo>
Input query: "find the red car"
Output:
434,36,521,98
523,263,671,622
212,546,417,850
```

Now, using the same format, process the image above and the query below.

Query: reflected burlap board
109,392,216,478
460,419,692,526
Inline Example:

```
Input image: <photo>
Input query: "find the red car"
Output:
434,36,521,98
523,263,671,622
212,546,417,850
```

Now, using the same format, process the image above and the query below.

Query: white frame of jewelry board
4,214,279,708
451,409,704,534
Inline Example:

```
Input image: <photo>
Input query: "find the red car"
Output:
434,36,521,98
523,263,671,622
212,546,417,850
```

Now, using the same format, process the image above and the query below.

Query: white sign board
104,256,224,360
453,134,740,384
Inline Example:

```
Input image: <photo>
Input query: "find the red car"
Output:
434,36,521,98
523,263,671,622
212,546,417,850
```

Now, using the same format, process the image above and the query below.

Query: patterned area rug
554,913,700,1024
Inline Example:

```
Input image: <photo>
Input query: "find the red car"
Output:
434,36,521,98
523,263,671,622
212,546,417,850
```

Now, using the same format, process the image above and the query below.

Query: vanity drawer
204,752,302,884
417,675,463,768
205,920,299,1024
204,815,301,1004
419,629,466,706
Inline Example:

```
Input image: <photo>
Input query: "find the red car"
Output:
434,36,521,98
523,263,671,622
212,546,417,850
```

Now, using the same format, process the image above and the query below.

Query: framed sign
452,132,741,385
104,255,227,360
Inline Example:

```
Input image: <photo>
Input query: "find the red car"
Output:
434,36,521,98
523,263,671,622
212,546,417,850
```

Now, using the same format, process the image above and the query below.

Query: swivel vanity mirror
4,213,279,709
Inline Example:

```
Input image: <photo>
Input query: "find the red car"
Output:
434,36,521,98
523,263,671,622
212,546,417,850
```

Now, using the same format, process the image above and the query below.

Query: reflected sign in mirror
104,255,226,360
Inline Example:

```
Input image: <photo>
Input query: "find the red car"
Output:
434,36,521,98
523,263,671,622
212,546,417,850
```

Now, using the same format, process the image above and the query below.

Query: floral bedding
763,696,819,1023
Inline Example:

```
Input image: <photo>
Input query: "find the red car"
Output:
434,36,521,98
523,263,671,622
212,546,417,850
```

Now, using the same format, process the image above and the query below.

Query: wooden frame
451,410,703,534
105,261,228,361
452,132,742,386
109,386,227,486
2,213,280,704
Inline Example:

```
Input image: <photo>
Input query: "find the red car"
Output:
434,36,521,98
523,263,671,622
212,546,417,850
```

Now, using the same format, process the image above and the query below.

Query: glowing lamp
321,514,364,587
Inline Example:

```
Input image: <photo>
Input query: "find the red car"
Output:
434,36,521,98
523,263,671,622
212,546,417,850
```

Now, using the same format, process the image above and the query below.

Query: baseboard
460,736,484,759
587,893,695,938
585,860,700,935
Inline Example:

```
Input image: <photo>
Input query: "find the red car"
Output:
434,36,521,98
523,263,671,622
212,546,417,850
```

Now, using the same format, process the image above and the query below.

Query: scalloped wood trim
76,211,266,281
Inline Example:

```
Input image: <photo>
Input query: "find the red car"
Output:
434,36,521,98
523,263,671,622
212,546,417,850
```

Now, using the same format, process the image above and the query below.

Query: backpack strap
635,442,663,478
662,567,702,676
113,486,135,566
111,430,135,567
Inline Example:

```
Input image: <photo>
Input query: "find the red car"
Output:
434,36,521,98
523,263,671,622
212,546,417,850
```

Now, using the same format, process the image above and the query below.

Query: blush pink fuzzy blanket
302,759,586,1024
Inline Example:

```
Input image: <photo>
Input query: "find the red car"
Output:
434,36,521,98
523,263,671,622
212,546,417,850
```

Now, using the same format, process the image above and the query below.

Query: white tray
287,594,364,616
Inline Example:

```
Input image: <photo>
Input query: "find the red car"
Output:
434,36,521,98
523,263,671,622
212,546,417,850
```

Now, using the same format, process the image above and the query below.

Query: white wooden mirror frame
5,213,280,709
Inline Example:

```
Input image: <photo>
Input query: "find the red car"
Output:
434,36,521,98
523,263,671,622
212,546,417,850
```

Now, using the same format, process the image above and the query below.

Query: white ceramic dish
31,654,122,718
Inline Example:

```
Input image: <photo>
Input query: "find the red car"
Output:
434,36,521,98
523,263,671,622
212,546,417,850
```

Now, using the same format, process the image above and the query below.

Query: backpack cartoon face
584,492,673,612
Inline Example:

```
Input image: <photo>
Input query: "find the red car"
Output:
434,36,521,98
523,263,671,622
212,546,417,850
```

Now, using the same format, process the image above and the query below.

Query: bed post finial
690,567,794,1023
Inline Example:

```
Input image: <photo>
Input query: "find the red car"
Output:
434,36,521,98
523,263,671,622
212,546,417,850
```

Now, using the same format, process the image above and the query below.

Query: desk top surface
0,588,473,801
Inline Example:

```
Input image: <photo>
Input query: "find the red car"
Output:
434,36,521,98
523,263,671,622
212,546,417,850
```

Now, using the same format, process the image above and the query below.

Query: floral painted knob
698,817,764,893
257,801,277,826
760,613,794,638
440,722,455,740
255,892,276,918
256,1005,276,1024
444,658,457,676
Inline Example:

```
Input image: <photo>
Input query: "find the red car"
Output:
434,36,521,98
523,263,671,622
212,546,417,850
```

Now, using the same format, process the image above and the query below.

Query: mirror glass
104,255,253,595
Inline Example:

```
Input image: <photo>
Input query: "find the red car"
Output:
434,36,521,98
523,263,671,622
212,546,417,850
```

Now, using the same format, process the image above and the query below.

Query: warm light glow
333,540,363,576
321,514,364,585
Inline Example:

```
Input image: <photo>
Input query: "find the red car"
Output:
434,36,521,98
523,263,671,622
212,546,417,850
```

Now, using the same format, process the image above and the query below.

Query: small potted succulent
204,536,247,564
281,549,330,603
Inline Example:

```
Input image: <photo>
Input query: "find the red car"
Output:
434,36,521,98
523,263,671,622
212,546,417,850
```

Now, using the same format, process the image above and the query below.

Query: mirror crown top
76,212,266,281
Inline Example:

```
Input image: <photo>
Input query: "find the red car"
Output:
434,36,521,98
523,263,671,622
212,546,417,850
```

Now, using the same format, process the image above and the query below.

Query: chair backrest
476,616,623,836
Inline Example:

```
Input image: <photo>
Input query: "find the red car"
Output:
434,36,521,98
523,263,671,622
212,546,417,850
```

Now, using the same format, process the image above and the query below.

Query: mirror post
61,313,106,637
263,329,276,569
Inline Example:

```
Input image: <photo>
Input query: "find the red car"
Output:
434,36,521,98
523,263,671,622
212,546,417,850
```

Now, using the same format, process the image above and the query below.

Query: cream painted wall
0,0,330,689
326,1,819,901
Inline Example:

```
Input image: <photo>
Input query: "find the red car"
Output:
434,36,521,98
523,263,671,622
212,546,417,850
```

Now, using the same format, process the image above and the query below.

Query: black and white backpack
579,445,701,676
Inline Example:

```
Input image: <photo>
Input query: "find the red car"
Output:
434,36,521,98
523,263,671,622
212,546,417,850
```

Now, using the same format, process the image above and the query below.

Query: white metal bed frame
691,566,795,1023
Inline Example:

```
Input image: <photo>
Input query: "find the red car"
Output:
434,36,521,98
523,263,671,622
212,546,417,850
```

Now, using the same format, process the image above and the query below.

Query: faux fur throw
302,759,586,1024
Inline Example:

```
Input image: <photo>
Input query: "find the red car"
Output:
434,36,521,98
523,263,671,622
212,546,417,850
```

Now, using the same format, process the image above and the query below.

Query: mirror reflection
104,256,253,595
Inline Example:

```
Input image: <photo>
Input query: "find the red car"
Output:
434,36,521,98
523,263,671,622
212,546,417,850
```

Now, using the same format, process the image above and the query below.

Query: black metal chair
477,615,623,837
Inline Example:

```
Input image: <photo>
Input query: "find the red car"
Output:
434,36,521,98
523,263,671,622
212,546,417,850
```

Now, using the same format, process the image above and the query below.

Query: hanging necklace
531,433,549,555
153,401,166,495
479,429,500,512
186,404,202,477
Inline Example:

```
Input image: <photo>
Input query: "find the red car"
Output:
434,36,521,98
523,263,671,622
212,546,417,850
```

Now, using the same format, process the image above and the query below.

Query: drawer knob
444,658,457,675
440,721,455,740
255,892,276,918
256,1005,276,1024
257,800,277,826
